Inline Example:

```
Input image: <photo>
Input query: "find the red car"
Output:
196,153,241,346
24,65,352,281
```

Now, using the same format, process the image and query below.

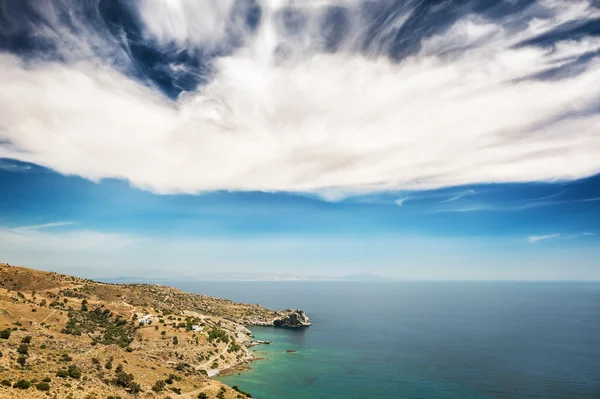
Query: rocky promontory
273,309,312,328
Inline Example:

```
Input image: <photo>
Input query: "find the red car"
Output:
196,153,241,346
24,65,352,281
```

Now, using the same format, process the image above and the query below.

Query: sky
0,0,599,280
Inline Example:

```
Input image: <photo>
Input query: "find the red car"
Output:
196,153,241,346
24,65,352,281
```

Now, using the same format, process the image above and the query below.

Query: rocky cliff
273,309,312,328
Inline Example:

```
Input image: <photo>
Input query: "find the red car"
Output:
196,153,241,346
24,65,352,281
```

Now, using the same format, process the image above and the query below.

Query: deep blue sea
168,282,600,399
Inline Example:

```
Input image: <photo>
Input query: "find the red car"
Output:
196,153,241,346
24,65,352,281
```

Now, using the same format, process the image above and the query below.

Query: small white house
192,325,202,332
138,314,153,324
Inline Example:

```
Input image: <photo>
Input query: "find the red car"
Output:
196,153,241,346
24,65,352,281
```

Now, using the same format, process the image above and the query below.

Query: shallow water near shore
171,281,600,399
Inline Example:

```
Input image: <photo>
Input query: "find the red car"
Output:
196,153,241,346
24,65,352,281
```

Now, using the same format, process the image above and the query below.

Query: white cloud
528,233,560,243
394,198,407,206
135,0,238,52
12,222,76,231
0,224,139,252
0,0,599,196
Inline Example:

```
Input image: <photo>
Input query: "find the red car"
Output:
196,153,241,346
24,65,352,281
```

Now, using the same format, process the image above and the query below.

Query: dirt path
41,309,56,323
196,342,230,369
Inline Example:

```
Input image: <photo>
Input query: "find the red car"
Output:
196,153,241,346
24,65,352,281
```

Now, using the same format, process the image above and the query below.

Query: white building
138,314,153,324
192,325,202,332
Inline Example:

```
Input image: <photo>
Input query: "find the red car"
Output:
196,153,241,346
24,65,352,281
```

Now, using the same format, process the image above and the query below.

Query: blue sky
1,159,598,280
0,0,599,279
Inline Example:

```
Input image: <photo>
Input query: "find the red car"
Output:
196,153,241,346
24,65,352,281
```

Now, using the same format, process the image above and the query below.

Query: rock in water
273,309,312,328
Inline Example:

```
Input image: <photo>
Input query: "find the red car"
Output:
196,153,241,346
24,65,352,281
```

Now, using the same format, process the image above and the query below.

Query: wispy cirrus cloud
528,234,561,243
527,232,596,243
0,0,599,197
12,221,76,232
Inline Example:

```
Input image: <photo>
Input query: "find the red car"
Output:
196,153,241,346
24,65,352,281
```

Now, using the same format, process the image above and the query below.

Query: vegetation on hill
0,264,277,398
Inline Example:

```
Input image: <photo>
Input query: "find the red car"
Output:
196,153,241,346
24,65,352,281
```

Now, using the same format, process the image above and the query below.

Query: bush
198,393,209,399
0,329,11,339
22,336,32,344
67,364,82,378
17,355,27,366
35,381,50,391
13,379,32,389
152,379,166,392
232,385,253,397
42,377,51,382
17,343,29,355
172,336,178,345
56,369,68,378
1,380,11,387
171,387,182,394
40,344,46,349
113,371,133,388
126,346,134,352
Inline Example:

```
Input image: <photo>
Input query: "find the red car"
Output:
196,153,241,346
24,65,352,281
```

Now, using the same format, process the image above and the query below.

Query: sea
168,281,600,399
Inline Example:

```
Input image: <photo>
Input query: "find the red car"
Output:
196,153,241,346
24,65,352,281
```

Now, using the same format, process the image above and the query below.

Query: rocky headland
0,264,310,398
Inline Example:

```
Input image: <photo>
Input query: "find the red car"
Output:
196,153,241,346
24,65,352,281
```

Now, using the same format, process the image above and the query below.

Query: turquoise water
171,282,600,399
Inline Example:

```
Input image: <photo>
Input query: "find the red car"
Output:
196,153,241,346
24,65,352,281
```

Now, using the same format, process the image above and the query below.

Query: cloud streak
528,234,561,243
0,0,599,196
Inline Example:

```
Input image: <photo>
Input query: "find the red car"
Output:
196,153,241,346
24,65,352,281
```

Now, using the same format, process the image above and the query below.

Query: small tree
0,329,11,339
17,355,27,366
13,379,32,389
35,381,50,391
198,393,209,399
17,343,29,355
152,379,166,392
67,364,82,379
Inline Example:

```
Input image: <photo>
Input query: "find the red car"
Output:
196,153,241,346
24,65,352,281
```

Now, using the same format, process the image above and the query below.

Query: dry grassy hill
0,264,288,399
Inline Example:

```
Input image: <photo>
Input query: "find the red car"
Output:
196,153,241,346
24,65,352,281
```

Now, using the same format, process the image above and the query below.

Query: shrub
1,380,11,387
17,355,27,366
171,387,182,394
129,382,142,393
42,377,51,382
232,385,253,397
56,369,68,378
40,344,46,349
152,379,166,392
172,336,178,345
13,379,32,389
67,364,82,378
22,336,32,344
126,346,134,352
198,393,209,399
0,329,11,339
105,361,113,369
175,363,186,371
35,381,50,391
17,343,29,355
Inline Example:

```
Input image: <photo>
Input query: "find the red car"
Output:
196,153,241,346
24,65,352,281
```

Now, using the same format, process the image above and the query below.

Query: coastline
0,264,310,399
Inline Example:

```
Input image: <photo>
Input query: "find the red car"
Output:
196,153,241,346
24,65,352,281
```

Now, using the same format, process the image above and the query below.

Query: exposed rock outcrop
273,309,311,328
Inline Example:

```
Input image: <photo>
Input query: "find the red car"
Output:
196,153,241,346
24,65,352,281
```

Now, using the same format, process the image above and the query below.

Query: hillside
0,264,295,398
